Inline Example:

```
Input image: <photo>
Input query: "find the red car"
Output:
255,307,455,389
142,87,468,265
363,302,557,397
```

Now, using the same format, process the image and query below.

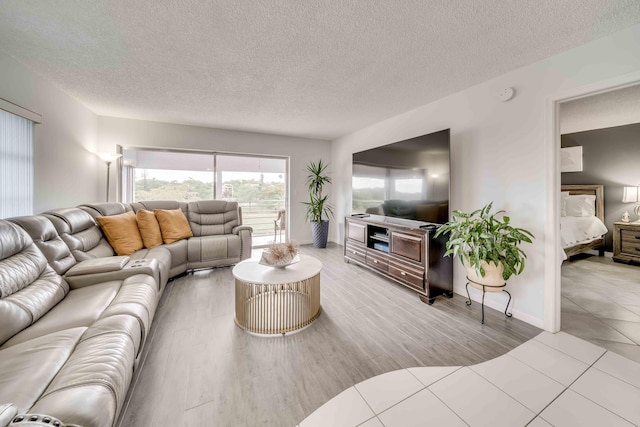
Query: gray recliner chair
186,200,252,269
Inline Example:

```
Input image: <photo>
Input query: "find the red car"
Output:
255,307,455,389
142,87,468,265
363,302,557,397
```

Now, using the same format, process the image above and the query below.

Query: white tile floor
297,331,640,427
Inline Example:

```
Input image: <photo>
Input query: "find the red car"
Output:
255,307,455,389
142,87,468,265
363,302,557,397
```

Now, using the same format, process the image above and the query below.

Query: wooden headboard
561,184,604,222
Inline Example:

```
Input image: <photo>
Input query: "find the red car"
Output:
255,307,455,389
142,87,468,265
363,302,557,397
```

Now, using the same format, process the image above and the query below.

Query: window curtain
0,109,34,218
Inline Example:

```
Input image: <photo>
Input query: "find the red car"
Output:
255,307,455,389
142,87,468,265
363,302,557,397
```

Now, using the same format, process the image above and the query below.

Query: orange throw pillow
154,208,193,244
96,211,144,256
136,209,163,249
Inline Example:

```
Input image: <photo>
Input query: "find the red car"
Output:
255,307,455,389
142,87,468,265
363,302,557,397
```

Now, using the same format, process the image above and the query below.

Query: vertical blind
0,109,34,218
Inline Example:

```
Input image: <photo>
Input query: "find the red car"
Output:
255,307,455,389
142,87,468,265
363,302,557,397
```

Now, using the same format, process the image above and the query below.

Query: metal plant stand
465,277,512,324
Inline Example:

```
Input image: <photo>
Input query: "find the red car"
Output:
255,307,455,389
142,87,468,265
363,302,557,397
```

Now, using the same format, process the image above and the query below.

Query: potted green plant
434,202,534,288
302,159,334,248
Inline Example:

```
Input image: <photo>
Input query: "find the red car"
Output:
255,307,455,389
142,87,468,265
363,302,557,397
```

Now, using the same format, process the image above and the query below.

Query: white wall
0,52,99,213
98,117,332,244
332,24,640,328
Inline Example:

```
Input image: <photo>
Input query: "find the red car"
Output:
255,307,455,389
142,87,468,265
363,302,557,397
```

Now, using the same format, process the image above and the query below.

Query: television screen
352,129,450,223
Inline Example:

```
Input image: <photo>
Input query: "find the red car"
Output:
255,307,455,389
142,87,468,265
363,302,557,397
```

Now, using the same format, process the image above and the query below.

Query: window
121,148,287,246
352,164,387,213
123,150,214,202
389,168,426,200
0,109,34,218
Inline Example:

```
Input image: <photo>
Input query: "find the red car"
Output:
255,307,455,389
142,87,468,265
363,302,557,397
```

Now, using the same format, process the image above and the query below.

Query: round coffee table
232,254,322,336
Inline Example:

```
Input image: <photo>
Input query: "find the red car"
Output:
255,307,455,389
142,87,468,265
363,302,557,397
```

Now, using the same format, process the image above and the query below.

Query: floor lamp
97,152,122,202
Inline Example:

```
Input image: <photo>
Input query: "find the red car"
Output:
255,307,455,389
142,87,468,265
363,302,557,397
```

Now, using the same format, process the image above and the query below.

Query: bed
561,184,607,259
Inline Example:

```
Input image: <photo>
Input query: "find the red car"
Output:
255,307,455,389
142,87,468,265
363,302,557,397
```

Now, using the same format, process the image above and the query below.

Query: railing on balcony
238,199,286,247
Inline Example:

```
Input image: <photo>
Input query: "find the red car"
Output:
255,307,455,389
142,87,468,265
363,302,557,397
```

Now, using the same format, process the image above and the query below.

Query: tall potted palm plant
303,159,333,248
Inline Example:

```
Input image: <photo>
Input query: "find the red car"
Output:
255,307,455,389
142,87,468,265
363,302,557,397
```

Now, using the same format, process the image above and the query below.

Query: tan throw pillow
136,209,163,249
154,208,193,244
96,211,144,256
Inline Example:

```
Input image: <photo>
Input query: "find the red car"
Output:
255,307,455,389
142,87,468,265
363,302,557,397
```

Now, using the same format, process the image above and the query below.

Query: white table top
232,254,322,285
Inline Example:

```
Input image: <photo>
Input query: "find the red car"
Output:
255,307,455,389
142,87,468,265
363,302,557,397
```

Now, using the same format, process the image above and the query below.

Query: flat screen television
352,128,450,224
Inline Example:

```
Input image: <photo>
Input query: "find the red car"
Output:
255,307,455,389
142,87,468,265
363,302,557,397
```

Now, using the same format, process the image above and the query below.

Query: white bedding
560,216,608,249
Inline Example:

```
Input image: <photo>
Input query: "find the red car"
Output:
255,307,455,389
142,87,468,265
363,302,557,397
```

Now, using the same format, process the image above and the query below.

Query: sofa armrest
64,258,162,291
0,404,17,427
232,225,253,235
232,226,253,261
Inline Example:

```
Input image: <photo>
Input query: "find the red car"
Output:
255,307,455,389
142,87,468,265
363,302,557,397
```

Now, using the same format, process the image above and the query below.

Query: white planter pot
465,260,506,291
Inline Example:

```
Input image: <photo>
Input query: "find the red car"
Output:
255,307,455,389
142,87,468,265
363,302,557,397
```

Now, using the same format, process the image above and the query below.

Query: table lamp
622,185,640,222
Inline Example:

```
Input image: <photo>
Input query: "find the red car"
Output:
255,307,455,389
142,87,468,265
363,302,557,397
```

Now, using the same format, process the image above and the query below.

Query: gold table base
234,273,321,335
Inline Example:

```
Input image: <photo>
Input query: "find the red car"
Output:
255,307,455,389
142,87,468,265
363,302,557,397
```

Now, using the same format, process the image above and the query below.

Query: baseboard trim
453,286,544,329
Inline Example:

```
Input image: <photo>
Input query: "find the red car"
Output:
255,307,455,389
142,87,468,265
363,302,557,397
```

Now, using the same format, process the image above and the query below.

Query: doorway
555,83,640,363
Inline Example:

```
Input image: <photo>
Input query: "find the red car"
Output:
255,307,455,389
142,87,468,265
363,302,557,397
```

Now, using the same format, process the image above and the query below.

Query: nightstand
613,221,640,263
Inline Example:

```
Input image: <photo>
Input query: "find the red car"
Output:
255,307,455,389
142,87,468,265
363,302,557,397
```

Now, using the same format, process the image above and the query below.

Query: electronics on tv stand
420,224,439,230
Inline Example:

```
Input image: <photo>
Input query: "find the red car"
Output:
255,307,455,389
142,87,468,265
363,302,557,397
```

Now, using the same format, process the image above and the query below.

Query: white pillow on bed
561,191,570,217
565,194,596,217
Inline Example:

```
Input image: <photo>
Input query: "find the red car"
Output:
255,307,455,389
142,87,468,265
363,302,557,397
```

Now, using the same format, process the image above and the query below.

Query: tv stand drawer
345,242,366,263
366,250,388,272
389,260,424,291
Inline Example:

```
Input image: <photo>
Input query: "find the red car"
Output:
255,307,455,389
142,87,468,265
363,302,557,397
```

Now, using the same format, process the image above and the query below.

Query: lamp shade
97,152,122,163
622,186,639,203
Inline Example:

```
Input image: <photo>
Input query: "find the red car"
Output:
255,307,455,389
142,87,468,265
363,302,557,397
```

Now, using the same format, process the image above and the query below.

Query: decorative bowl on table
259,240,299,268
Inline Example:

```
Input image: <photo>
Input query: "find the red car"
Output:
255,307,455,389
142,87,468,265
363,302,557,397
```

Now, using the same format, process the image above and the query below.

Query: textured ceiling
1,1,640,140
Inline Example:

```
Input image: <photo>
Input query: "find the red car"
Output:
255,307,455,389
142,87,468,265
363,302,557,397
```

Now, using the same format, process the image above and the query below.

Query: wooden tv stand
344,215,453,304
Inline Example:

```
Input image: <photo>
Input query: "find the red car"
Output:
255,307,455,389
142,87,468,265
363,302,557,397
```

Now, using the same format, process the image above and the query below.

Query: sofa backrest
79,202,132,218
187,201,240,236
0,220,69,346
9,215,76,275
44,208,115,261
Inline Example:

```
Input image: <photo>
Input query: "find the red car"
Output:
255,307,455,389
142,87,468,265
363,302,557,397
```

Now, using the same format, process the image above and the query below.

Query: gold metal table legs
234,272,321,335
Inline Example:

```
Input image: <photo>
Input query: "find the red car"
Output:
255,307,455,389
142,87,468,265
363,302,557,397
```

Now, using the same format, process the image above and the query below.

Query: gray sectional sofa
0,200,252,427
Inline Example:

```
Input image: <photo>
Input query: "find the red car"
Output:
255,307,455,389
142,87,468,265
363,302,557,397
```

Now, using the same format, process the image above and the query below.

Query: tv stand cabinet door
390,231,423,263
347,220,366,244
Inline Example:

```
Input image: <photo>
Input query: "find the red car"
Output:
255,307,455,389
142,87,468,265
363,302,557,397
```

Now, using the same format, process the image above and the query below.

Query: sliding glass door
121,148,287,247
215,154,287,246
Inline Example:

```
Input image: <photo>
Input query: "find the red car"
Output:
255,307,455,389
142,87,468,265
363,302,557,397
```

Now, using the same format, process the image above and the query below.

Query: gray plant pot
311,220,329,248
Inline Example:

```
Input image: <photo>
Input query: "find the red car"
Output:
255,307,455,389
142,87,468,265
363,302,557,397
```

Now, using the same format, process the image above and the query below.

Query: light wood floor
117,243,541,427
561,253,640,363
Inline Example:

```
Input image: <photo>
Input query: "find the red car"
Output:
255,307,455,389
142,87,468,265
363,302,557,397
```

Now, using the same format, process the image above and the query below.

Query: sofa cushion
136,209,163,249
45,208,114,261
9,216,76,275
0,227,47,298
1,281,121,349
30,327,137,427
187,200,239,236
0,221,69,346
84,314,143,358
154,208,193,244
187,234,242,269
0,327,86,413
96,211,144,256
99,274,158,348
